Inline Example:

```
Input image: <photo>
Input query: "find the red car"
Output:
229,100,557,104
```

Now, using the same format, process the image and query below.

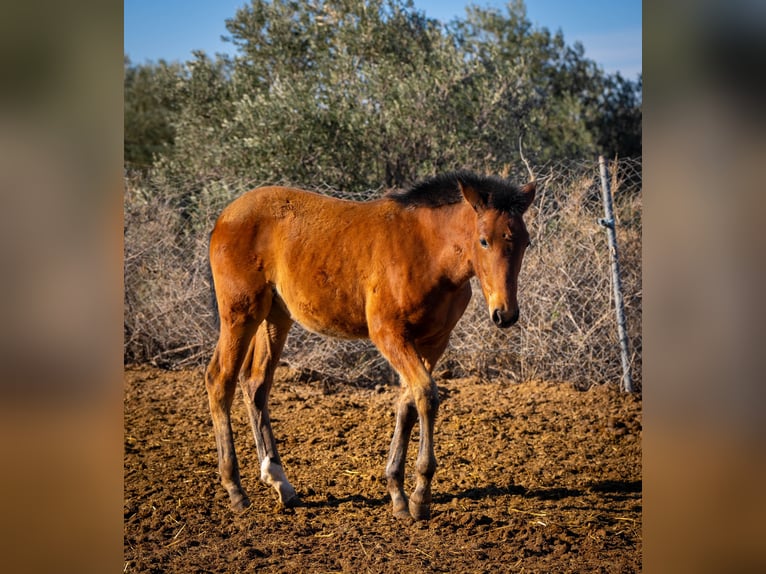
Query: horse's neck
417,202,477,287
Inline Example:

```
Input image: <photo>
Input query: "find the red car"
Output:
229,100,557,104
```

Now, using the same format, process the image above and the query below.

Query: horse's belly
276,285,369,339
295,309,369,339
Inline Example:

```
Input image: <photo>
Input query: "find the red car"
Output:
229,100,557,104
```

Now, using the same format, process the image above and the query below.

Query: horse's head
459,178,536,328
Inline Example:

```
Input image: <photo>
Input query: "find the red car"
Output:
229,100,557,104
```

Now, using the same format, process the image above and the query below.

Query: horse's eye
479,238,489,249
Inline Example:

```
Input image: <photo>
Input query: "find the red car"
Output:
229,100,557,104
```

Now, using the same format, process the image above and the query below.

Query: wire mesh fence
124,157,641,389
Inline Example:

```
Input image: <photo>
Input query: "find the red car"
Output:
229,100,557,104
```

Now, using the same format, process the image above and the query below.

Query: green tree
126,0,642,192
591,72,642,157
123,57,183,167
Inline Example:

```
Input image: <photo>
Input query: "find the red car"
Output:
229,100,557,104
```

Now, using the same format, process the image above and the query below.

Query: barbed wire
124,157,641,389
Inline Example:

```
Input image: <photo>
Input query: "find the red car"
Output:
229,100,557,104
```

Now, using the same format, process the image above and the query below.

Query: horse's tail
207,232,220,333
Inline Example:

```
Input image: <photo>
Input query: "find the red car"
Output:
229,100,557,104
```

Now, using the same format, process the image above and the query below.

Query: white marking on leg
260,456,287,485
260,456,296,504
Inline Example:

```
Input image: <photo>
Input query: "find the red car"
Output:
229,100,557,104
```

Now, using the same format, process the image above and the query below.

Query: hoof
409,500,431,521
230,494,251,513
281,493,301,508
393,507,415,523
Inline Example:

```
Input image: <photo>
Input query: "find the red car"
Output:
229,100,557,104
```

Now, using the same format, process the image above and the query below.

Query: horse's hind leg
205,317,258,512
239,305,297,506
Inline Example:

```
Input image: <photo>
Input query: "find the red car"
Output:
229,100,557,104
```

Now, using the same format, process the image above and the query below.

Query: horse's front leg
408,376,439,520
385,387,418,520
373,331,439,521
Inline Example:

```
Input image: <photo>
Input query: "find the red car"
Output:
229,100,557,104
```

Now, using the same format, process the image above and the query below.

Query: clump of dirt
124,366,641,573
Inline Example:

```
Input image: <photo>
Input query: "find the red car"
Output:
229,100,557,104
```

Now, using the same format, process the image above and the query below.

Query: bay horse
205,171,535,521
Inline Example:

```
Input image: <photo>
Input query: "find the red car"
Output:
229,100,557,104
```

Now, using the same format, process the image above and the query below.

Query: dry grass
123,158,642,390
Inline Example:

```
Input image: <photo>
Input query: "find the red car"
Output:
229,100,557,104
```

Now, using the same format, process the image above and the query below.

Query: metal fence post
598,156,635,392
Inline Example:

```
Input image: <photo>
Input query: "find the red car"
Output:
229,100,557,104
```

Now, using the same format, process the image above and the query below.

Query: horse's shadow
433,478,641,504
291,479,641,512
433,479,642,516
298,493,389,510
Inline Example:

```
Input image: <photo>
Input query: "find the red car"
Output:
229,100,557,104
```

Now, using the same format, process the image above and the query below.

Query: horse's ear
520,181,536,212
458,181,485,213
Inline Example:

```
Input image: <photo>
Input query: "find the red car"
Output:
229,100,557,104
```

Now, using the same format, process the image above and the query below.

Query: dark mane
386,171,528,214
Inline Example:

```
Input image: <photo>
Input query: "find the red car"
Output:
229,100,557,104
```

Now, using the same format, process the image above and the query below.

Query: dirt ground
124,365,641,573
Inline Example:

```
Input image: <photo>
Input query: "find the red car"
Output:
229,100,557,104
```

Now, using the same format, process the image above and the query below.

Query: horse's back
210,186,392,337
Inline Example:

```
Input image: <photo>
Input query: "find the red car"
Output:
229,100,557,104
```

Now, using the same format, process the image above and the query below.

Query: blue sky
124,0,641,79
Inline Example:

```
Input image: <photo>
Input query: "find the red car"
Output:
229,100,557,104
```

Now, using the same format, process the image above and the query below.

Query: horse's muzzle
492,307,519,328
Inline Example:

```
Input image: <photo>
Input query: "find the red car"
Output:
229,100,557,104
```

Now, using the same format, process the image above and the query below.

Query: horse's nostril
492,308,519,328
